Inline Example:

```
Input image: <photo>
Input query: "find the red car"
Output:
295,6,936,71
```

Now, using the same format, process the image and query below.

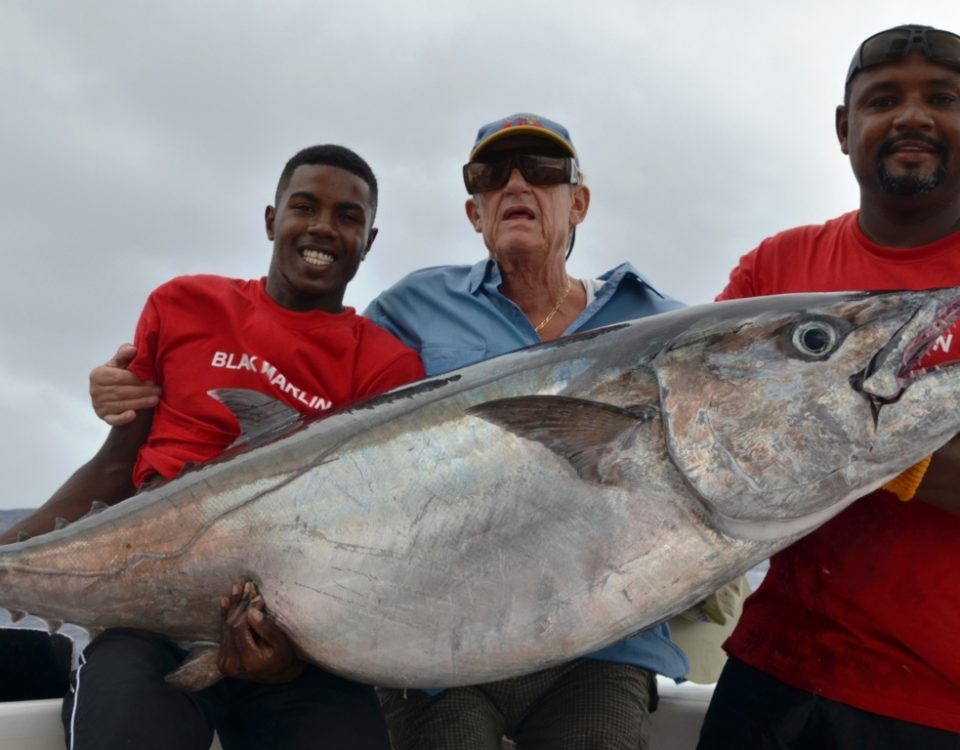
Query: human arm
0,410,153,544
218,580,305,683
89,343,161,426
911,433,960,516
715,246,761,302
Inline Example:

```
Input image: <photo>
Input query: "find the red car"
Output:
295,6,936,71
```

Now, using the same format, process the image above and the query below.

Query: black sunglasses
462,153,578,194
846,27,960,87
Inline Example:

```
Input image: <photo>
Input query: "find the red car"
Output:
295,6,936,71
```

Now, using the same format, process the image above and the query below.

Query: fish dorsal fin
208,389,302,450
54,517,69,530
165,645,223,692
467,395,657,483
85,501,109,517
16,531,30,542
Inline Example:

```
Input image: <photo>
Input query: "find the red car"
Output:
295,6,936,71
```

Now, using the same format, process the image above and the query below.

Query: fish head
656,288,960,540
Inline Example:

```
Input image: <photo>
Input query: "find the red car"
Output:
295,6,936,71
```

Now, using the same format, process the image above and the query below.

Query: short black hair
274,145,378,219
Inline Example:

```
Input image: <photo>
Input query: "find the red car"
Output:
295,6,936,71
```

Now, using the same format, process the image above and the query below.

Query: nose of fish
856,362,902,401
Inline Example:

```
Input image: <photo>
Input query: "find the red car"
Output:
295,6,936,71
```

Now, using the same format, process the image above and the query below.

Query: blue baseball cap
469,113,579,164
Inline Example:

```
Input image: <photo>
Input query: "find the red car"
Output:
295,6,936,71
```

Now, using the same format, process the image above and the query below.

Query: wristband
882,455,933,502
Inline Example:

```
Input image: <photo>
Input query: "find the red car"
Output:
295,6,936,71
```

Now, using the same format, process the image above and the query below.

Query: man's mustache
878,131,948,159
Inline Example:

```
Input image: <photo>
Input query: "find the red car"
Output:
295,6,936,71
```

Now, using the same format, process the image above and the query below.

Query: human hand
218,580,304,684
89,343,161,426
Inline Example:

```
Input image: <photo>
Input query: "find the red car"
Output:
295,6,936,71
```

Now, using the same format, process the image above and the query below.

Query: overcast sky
2,0,957,511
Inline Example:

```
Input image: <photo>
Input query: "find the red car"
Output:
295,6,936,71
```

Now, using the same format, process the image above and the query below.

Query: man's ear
465,198,482,233
836,105,850,155
361,227,378,260
569,184,591,227
264,205,276,241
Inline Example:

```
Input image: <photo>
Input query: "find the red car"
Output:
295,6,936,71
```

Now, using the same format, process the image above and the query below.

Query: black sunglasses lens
859,29,914,69
464,161,511,192
517,155,572,185
463,154,574,193
853,28,960,83
926,29,960,62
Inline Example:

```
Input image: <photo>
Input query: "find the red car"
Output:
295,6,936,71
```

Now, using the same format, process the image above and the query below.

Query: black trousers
62,628,390,750
697,656,960,750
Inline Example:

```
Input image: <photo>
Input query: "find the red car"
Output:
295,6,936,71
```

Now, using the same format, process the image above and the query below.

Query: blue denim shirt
364,258,689,681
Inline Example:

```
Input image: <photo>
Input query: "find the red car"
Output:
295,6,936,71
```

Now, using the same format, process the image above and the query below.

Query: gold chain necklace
534,276,573,334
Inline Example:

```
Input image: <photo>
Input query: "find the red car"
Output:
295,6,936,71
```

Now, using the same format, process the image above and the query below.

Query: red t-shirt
129,275,425,487
718,210,960,732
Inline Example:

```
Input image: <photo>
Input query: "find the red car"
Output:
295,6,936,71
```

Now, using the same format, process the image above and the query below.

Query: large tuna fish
2,289,960,688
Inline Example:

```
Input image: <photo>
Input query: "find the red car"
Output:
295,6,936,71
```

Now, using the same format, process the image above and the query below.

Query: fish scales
3,289,960,688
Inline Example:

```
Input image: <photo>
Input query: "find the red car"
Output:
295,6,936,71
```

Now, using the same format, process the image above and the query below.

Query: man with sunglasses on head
697,25,960,750
364,113,688,750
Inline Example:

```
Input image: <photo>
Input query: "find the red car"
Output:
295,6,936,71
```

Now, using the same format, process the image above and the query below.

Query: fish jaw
858,297,960,400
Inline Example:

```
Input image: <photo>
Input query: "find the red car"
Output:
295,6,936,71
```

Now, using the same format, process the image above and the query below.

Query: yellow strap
882,455,933,502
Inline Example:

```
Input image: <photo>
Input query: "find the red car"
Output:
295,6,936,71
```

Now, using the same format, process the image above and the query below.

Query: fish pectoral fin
467,395,656,483
164,645,223,692
208,388,303,450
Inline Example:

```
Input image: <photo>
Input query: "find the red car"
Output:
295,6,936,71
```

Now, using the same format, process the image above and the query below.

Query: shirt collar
466,257,667,299
597,262,670,299
467,257,502,294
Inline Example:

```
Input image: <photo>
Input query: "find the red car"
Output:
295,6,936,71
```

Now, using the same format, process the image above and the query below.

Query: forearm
0,459,135,543
0,411,153,544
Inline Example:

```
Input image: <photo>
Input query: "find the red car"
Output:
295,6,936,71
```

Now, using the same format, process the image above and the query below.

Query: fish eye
791,319,839,358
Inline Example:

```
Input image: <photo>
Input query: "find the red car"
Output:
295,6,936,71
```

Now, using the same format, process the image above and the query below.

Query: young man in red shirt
3,144,423,750
697,25,960,749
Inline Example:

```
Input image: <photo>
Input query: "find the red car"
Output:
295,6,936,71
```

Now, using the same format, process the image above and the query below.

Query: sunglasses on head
846,27,960,87
462,152,578,194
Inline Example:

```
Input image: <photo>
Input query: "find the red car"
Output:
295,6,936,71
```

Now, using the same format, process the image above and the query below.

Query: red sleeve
128,291,162,385
356,351,425,399
716,245,762,302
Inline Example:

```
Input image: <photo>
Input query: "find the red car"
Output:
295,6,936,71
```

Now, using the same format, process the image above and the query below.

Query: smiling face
464,142,589,272
264,164,377,313
837,52,960,199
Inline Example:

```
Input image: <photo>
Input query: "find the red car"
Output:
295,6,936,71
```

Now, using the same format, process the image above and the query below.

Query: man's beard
878,161,947,195
876,133,949,196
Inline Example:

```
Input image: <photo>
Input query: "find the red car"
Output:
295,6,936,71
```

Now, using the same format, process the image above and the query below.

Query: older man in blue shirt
367,113,687,750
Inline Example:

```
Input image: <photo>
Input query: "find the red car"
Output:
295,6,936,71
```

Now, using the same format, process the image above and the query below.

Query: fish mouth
897,299,960,382
853,298,960,418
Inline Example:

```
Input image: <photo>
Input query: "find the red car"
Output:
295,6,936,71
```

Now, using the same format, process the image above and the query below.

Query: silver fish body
3,289,960,688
